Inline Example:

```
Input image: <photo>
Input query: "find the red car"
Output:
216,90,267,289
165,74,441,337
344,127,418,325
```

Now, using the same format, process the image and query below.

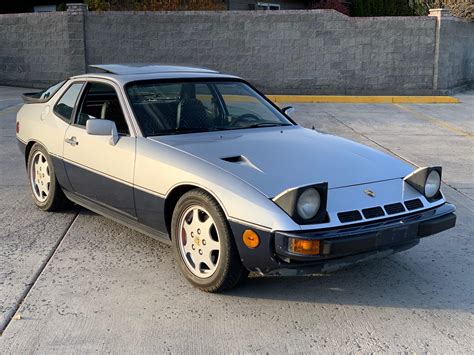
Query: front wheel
171,189,248,292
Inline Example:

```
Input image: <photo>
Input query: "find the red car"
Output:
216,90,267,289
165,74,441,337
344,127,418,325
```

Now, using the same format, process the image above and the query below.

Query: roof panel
88,64,219,75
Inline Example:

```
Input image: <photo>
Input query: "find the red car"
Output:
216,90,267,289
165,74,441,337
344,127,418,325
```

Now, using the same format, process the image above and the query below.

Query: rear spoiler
21,92,50,104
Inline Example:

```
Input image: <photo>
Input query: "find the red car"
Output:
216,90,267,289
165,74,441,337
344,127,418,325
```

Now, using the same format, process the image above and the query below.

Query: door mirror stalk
282,106,295,115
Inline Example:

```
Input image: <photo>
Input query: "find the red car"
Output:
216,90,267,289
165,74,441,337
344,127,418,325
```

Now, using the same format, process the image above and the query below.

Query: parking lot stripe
267,95,459,104
394,104,474,141
323,108,473,202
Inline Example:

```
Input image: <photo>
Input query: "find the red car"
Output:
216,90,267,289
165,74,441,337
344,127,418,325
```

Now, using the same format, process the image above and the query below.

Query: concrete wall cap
429,8,454,18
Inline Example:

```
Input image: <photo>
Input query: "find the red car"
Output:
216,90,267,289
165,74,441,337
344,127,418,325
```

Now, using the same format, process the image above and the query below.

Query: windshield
126,80,292,136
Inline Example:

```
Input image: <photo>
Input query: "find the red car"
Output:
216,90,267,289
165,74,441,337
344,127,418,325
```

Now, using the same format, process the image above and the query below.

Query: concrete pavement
0,86,472,353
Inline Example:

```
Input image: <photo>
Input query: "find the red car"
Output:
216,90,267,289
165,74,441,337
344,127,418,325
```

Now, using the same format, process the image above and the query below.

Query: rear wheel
171,189,248,292
27,143,69,211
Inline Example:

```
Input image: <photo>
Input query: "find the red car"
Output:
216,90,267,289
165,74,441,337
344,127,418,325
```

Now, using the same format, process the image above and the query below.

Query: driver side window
75,82,130,135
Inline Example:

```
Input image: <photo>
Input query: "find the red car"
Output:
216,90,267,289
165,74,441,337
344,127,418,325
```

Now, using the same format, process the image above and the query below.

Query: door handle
65,136,79,146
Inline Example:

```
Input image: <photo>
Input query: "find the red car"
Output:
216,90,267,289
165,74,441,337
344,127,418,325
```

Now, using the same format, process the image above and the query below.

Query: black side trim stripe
62,157,134,187
62,157,165,198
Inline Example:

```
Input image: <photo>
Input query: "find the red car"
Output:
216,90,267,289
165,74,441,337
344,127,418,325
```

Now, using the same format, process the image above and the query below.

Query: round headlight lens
425,170,441,198
296,188,321,220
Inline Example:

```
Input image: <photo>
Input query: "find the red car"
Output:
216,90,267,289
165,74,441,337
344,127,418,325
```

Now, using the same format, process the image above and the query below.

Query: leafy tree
352,0,472,20
447,0,473,21
409,0,472,20
85,0,225,11
351,0,414,16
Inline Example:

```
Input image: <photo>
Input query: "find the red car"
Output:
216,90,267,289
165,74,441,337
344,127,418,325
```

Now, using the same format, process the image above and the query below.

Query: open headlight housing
404,166,442,202
273,183,328,224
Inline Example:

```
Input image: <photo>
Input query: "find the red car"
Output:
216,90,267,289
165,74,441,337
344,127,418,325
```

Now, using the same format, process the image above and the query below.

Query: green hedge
351,0,416,16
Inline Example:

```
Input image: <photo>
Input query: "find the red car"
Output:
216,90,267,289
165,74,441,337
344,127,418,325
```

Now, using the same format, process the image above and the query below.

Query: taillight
16,121,20,134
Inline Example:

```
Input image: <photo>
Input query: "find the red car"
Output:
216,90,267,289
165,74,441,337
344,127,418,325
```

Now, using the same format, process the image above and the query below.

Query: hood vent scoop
221,155,263,173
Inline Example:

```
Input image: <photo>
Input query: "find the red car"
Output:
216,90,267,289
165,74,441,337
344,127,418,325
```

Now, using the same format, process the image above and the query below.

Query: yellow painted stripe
266,95,459,104
395,104,474,141
197,94,258,103
391,96,458,104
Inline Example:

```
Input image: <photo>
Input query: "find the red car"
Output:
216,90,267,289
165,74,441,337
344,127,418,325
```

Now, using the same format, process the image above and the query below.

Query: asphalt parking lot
0,85,472,353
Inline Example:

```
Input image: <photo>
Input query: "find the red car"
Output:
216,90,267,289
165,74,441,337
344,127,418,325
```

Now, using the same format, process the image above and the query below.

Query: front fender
134,137,300,231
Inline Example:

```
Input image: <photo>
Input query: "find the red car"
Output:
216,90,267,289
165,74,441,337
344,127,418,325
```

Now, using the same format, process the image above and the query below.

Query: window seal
124,77,296,137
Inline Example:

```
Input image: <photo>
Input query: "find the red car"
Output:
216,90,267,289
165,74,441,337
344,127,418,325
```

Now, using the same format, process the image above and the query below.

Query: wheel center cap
194,237,200,246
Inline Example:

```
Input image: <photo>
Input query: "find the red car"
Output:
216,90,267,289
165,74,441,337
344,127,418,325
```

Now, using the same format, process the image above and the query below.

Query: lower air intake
405,198,424,211
384,203,406,215
362,206,385,219
338,210,363,223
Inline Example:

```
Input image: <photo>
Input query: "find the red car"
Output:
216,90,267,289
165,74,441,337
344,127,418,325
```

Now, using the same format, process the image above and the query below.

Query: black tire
171,189,249,292
27,143,69,211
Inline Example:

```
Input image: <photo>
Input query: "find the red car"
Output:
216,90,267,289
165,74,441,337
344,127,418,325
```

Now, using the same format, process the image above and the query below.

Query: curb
266,95,459,104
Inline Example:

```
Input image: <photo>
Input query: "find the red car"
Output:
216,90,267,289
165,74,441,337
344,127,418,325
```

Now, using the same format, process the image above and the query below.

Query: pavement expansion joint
0,208,81,336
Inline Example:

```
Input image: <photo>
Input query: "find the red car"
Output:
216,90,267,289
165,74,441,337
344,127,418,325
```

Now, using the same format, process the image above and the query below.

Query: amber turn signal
288,238,320,255
242,229,260,249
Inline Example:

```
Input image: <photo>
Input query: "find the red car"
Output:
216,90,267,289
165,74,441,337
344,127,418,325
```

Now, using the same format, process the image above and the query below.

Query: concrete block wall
437,18,474,92
0,11,85,88
85,10,438,95
0,7,472,94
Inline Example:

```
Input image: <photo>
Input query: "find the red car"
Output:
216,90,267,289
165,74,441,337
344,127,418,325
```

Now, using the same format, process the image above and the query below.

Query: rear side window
53,83,83,123
38,80,66,100
26,80,66,101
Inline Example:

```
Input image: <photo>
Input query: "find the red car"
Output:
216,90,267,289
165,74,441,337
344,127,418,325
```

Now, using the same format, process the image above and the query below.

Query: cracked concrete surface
0,86,472,353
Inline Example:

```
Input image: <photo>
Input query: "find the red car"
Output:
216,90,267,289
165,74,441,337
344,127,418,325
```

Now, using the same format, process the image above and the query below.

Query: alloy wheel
30,151,51,202
178,205,221,278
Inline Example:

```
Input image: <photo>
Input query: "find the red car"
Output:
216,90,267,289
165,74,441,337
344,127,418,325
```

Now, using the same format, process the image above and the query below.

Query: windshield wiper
245,122,292,129
153,127,218,136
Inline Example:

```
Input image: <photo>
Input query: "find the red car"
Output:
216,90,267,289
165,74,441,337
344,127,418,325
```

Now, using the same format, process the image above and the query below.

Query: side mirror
86,119,119,146
282,106,295,116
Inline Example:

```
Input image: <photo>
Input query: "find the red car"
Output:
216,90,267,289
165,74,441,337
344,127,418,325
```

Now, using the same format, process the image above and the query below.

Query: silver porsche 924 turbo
16,64,456,292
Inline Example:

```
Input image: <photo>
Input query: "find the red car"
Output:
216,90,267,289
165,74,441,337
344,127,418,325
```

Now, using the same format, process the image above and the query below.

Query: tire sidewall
171,191,234,289
27,144,58,210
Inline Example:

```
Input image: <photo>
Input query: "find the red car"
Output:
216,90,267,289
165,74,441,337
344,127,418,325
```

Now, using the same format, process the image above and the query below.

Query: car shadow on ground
77,209,471,313
224,254,472,312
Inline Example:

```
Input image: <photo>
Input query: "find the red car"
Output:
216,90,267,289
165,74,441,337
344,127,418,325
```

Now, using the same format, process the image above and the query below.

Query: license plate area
375,225,410,247
322,224,417,256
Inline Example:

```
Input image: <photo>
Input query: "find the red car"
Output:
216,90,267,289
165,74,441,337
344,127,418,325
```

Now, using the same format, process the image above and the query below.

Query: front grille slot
338,199,422,224
384,202,406,215
405,198,423,211
338,210,363,223
362,206,385,219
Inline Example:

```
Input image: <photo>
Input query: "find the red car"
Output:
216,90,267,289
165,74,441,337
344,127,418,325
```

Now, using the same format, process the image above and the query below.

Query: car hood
149,126,413,198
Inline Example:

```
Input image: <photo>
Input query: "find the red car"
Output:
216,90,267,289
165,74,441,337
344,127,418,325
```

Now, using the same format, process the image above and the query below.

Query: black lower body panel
230,203,456,274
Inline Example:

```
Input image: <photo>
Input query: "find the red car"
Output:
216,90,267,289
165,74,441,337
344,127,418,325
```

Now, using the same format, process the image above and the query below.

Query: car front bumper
230,203,456,275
